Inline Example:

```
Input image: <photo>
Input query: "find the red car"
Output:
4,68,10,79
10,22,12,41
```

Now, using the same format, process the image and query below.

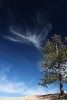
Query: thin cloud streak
5,23,52,49
5,36,22,42
10,28,41,48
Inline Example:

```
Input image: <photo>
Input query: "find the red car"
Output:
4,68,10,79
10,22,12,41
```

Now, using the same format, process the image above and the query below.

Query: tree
40,34,67,96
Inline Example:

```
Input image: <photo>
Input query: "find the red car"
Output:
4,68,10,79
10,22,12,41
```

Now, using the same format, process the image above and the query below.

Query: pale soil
0,96,49,100
0,94,67,100
0,96,51,100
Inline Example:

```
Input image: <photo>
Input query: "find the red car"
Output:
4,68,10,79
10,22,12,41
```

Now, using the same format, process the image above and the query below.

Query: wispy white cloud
1,9,52,49
4,12,52,49
10,28,42,48
5,36,22,42
4,23,52,49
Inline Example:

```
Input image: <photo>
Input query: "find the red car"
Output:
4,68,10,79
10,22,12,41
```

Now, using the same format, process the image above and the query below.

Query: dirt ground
0,96,49,100
0,94,67,100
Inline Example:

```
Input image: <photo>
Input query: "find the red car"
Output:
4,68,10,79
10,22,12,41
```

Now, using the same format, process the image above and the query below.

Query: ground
0,94,67,100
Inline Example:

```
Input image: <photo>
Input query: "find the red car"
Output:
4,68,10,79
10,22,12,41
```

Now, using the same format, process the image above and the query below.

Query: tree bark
59,78,64,96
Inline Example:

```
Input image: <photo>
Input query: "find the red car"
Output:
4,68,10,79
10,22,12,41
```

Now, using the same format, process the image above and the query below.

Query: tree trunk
60,81,64,96
59,73,64,96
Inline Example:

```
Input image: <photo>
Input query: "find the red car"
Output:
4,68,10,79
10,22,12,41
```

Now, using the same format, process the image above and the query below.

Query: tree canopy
40,34,67,95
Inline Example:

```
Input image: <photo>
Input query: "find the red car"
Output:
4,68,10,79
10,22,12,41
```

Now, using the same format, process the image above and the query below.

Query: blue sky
0,0,67,97
0,59,60,97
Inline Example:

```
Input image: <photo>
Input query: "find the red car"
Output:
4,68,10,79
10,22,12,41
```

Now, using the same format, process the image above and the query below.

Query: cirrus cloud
4,23,51,49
